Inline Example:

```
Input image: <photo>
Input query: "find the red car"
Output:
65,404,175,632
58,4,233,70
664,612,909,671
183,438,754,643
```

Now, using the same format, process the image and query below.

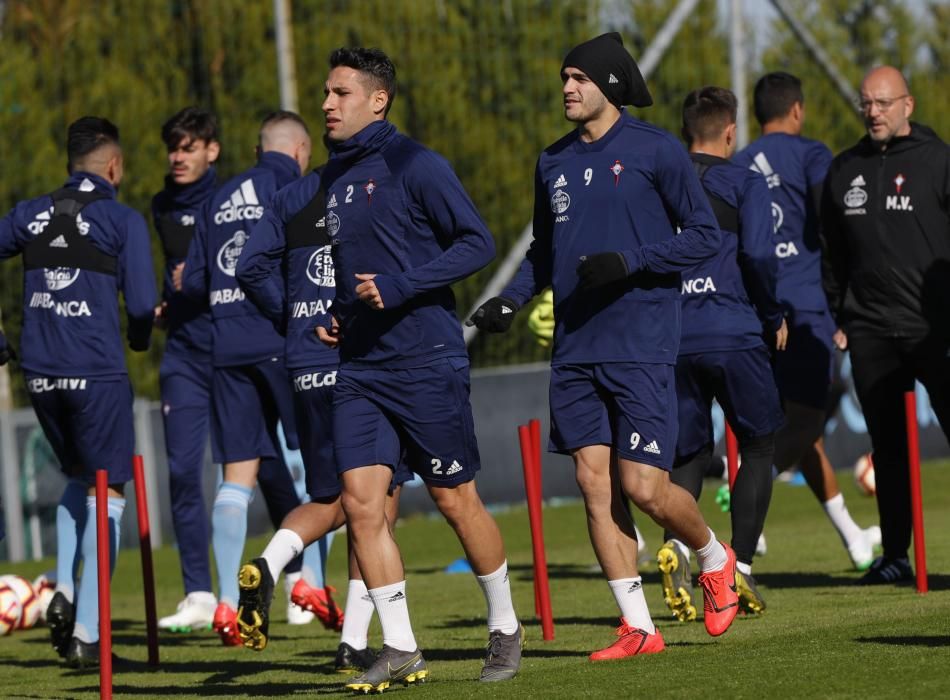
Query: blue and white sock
301,532,334,589
212,483,252,608
73,497,124,643
54,480,88,603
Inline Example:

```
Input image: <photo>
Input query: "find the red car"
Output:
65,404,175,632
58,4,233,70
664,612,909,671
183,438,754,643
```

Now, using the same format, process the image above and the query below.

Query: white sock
340,579,375,650
737,560,752,576
261,529,305,586
695,529,728,573
607,577,654,633
822,493,863,547
475,560,519,634
368,581,416,652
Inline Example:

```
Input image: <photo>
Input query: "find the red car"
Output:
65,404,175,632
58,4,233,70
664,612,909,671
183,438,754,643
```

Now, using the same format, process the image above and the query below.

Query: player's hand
833,328,848,351
775,318,788,351
0,343,16,366
355,273,384,310
527,289,555,347
576,252,629,291
171,262,185,292
153,302,168,330
316,315,341,348
466,296,519,332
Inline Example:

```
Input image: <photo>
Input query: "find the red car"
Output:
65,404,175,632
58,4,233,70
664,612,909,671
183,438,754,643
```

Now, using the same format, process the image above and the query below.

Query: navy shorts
549,362,676,470
211,356,298,464
675,347,785,459
773,309,836,409
333,358,481,486
27,374,134,485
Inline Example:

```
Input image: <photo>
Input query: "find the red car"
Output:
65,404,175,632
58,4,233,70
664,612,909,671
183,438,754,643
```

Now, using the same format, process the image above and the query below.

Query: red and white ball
853,452,876,497
32,572,56,625
0,583,21,636
0,575,40,630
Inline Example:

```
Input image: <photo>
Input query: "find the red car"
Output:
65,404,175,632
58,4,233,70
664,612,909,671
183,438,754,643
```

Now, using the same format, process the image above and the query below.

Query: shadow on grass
755,571,950,591
408,562,662,585
856,635,950,648
80,681,322,696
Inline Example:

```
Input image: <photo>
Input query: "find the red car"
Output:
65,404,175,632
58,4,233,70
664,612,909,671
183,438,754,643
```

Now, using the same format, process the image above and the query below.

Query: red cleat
290,580,344,632
589,619,665,661
698,542,738,637
212,603,242,647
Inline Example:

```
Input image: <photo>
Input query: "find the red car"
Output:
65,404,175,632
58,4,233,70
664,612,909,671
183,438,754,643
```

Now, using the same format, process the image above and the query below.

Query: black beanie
561,32,653,109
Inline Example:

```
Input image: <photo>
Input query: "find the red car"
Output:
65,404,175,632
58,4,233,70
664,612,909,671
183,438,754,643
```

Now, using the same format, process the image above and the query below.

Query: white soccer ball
853,452,876,497
0,584,22,636
32,572,56,625
0,575,40,630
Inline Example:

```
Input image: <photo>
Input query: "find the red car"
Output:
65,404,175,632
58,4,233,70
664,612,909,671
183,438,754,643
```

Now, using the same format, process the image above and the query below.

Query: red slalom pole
95,469,112,700
725,422,739,491
904,391,928,594
518,424,554,641
528,419,543,616
133,455,160,665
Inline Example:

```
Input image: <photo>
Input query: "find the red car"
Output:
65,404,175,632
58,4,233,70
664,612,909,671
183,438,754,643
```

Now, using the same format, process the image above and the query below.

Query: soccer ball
32,572,56,625
853,453,876,497
0,584,21,636
0,575,40,630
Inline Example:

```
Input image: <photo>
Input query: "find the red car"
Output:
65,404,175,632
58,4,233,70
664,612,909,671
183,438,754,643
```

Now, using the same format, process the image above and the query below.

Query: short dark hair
682,86,737,146
161,107,219,150
329,47,397,115
260,109,309,134
67,116,120,173
753,72,803,126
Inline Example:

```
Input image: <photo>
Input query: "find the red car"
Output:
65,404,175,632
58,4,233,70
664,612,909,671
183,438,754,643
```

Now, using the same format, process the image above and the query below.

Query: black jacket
821,122,950,338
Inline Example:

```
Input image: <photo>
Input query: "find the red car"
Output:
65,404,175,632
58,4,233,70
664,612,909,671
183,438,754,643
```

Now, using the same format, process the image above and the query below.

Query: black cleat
479,624,524,682
237,558,275,651
859,556,914,585
46,592,75,658
65,638,101,669
335,642,377,674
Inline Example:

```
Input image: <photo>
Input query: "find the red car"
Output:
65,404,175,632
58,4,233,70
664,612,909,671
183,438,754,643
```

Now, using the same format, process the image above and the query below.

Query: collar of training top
159,165,217,212
63,171,117,199
328,119,396,162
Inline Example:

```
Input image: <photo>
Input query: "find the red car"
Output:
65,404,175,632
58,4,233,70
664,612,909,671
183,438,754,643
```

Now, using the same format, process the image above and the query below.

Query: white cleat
848,525,882,571
285,573,315,625
158,591,217,631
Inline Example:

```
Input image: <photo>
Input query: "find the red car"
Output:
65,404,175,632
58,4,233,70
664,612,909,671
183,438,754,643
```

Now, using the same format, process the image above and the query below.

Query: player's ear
372,89,389,117
207,140,221,164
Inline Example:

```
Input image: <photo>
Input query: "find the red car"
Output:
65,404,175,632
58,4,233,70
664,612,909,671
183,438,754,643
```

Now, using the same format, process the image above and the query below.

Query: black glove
576,252,629,291
0,343,16,366
465,296,519,332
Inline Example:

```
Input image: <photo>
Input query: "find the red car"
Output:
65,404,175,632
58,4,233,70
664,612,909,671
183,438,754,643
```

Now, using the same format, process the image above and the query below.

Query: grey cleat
479,623,525,682
344,645,428,693
735,570,766,614
657,539,698,622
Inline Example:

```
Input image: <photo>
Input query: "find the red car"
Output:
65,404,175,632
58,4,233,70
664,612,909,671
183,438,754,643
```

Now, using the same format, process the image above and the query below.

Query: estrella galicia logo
326,211,341,237
306,245,335,287
550,189,570,214
216,230,248,277
44,266,80,290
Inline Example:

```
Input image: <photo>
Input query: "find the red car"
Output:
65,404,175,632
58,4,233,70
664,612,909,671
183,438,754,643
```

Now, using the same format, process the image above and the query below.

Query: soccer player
821,66,950,584
471,33,738,660
734,72,881,570
154,108,319,632
656,86,786,621
234,161,411,671
180,110,312,644
315,47,522,690
0,117,158,666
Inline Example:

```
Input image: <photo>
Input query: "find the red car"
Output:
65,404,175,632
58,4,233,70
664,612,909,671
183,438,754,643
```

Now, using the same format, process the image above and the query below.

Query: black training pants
848,332,950,560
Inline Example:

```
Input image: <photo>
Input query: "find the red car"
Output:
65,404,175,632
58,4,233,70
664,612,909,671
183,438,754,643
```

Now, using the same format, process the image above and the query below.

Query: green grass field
2,461,950,699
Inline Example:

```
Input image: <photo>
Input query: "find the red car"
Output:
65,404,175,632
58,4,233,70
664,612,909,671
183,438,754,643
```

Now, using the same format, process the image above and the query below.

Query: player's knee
574,462,610,505
430,481,480,525
340,489,384,529
626,479,663,517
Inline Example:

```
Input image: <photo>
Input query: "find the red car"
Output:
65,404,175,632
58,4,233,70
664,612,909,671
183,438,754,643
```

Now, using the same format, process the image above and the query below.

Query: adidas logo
850,174,866,187
643,440,661,455
213,179,264,224
315,217,326,228
446,460,462,476
501,306,513,314
387,591,405,603
627,581,642,593
554,173,567,188
327,194,338,209
608,73,619,84
49,235,68,248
